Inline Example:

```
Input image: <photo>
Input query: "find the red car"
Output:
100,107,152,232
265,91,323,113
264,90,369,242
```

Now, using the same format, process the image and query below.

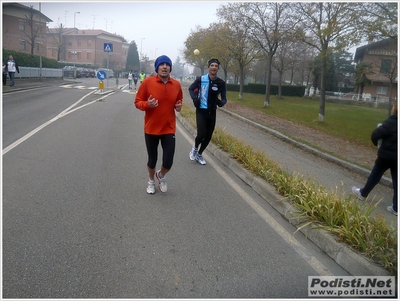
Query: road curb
177,113,392,276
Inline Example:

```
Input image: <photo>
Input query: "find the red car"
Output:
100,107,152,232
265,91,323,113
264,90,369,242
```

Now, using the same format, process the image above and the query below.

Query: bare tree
21,5,42,55
296,3,362,121
230,2,300,106
217,3,259,99
272,39,293,98
354,2,398,41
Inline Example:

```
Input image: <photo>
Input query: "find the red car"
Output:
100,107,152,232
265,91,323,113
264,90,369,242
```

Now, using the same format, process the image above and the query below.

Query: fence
15,67,62,79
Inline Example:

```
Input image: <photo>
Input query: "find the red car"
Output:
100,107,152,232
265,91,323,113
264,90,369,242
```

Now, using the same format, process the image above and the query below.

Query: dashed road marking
59,85,98,90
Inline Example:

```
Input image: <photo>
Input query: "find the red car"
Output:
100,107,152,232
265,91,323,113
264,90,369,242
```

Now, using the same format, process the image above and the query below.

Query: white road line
2,89,103,155
177,122,334,276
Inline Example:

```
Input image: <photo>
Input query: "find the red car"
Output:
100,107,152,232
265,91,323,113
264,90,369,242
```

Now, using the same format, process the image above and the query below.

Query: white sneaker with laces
387,206,398,216
189,145,198,161
156,170,167,193
147,180,155,194
351,186,365,201
195,153,206,165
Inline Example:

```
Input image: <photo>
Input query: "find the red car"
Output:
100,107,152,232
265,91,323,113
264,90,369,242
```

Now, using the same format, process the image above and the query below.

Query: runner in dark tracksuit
188,58,227,165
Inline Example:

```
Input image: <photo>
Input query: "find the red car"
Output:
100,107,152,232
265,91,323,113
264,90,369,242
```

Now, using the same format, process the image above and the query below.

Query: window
87,52,92,60
77,52,82,59
380,59,392,74
78,39,82,46
377,86,388,95
19,40,26,50
87,39,92,46
19,21,25,31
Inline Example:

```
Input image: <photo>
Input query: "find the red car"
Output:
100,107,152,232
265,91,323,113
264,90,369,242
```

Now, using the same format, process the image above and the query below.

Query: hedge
3,49,60,68
227,83,305,97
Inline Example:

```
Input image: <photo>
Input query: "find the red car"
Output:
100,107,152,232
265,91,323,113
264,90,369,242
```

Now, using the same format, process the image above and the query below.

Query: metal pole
39,2,42,81
73,11,80,78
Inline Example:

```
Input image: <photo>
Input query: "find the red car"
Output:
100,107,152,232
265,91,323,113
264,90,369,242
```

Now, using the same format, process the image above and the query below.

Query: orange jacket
135,75,183,135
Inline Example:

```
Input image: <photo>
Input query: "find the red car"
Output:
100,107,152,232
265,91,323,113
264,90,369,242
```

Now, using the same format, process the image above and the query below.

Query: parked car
87,68,96,78
97,68,114,79
76,67,89,78
63,66,82,78
63,66,76,78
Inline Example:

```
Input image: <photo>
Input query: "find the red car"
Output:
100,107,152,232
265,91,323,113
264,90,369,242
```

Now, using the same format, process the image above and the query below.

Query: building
47,28,128,71
2,2,52,56
354,37,398,102
3,2,130,72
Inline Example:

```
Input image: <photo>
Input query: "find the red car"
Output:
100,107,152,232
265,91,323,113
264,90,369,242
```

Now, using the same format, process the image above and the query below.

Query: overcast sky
22,1,226,62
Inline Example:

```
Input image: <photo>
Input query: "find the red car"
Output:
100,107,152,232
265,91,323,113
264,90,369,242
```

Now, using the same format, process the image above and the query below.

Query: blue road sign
97,70,107,80
104,43,113,52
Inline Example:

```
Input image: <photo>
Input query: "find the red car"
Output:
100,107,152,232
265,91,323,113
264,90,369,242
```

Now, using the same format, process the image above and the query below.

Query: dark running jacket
371,114,397,162
188,74,227,109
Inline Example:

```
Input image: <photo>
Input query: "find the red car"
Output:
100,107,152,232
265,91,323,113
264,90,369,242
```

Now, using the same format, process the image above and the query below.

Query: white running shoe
351,186,365,201
195,153,206,165
156,170,167,193
387,206,398,216
189,145,198,161
147,180,155,194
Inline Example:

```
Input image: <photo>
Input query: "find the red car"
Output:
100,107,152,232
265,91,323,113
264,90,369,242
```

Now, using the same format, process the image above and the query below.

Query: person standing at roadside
188,58,227,165
3,61,7,85
352,102,398,215
134,55,183,194
128,70,133,89
5,55,19,87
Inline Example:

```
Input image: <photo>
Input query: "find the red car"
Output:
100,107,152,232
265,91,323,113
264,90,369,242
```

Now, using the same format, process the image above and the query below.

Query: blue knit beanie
154,55,172,72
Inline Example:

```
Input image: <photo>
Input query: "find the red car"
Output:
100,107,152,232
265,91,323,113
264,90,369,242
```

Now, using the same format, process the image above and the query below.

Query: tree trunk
264,53,273,107
278,72,283,99
239,64,244,99
318,51,327,122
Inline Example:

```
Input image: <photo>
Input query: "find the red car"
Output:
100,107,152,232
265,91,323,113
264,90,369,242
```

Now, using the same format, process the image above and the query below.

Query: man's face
157,63,171,78
9,55,13,60
209,63,219,75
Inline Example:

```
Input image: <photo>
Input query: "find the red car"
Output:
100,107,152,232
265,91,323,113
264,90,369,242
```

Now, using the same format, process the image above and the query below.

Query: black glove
193,97,200,108
217,98,227,107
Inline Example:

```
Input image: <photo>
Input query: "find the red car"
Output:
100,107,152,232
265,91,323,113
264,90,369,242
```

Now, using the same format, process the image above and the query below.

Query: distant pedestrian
128,70,133,89
5,55,19,87
3,61,7,85
352,102,398,216
139,70,146,84
188,58,227,165
134,55,183,194
133,71,139,89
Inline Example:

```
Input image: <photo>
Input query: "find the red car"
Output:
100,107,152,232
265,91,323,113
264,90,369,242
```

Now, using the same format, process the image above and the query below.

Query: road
3,78,349,298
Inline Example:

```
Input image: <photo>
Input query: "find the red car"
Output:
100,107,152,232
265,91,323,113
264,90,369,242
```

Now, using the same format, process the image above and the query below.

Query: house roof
3,2,53,22
47,28,127,43
354,37,397,62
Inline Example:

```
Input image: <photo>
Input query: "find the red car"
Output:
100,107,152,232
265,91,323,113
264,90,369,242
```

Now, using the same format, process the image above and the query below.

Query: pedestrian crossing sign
104,43,113,52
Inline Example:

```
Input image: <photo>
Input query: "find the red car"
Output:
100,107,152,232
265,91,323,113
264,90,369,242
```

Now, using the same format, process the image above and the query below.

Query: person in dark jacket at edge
352,102,398,216
188,58,228,165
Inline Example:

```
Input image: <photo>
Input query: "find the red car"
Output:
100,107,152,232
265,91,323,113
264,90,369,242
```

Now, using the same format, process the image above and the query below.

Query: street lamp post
73,11,80,78
140,37,145,71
